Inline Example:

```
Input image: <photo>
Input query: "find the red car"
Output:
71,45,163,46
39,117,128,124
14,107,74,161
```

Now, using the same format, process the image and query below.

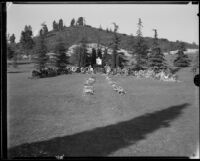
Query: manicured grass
7,64,199,157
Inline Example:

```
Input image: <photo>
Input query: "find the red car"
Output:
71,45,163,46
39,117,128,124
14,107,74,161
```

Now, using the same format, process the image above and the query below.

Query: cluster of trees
7,34,18,67
35,24,69,71
7,17,192,72
53,19,64,31
129,18,191,71
7,25,35,67
70,17,85,27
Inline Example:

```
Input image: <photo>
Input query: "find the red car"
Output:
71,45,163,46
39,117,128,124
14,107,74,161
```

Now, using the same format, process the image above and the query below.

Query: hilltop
33,25,199,53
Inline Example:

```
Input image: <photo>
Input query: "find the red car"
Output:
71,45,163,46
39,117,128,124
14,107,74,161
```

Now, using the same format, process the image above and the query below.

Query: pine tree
77,17,84,26
148,29,167,71
111,23,120,69
8,34,18,67
91,48,97,67
20,25,34,55
102,48,107,66
116,53,121,68
55,38,69,70
97,48,102,58
58,19,64,31
79,37,88,67
34,28,48,70
9,34,15,44
70,46,80,66
134,18,148,70
173,42,190,67
42,23,48,35
53,20,58,31
70,18,75,27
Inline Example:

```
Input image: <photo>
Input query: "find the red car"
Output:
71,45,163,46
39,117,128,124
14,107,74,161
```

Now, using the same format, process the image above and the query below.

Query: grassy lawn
7,64,199,157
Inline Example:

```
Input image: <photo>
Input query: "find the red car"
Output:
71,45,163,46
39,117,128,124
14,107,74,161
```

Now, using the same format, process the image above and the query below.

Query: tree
177,42,186,52
70,18,75,27
76,17,84,26
58,19,64,30
152,29,158,48
136,18,143,37
70,46,81,66
79,37,88,67
148,29,167,71
7,44,14,60
97,48,102,58
134,18,148,70
53,20,59,31
20,25,34,55
7,34,18,67
173,42,190,67
55,38,69,70
9,34,15,44
111,22,120,69
91,48,97,67
34,28,48,70
7,34,16,59
42,23,48,35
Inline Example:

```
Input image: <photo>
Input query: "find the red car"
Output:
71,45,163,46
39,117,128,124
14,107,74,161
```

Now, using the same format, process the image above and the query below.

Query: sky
7,2,199,45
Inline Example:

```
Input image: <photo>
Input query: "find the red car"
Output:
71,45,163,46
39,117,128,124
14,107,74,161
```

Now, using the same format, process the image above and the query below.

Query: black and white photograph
5,1,199,158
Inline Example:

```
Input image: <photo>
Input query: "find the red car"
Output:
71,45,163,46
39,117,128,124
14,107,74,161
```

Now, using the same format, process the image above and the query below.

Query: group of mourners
30,65,93,78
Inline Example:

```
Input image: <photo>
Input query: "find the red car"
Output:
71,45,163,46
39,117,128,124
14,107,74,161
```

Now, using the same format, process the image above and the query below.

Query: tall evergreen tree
148,29,167,71
79,37,88,67
55,38,69,70
58,19,64,30
9,34,15,44
42,23,48,35
76,17,84,26
70,46,81,66
53,20,58,31
34,28,48,70
111,22,120,69
7,43,15,60
20,25,34,55
97,48,102,58
70,18,75,27
134,18,148,70
8,33,18,67
173,42,190,67
91,48,97,67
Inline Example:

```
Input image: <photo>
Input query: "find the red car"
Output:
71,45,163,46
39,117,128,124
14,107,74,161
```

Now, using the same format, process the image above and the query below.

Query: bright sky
7,2,199,44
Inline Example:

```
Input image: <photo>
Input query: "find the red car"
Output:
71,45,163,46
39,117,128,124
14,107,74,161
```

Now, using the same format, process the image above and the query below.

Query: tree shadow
7,71,25,74
8,103,190,158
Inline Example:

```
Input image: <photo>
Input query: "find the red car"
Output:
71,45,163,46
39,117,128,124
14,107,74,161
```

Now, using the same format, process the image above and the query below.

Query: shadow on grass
7,71,25,74
8,103,189,157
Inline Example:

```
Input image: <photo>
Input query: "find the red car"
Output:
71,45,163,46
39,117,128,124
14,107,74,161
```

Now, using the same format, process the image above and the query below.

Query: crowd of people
30,64,179,82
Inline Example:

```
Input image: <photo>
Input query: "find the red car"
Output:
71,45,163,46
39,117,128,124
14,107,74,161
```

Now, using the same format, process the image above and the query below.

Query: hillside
33,25,199,53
